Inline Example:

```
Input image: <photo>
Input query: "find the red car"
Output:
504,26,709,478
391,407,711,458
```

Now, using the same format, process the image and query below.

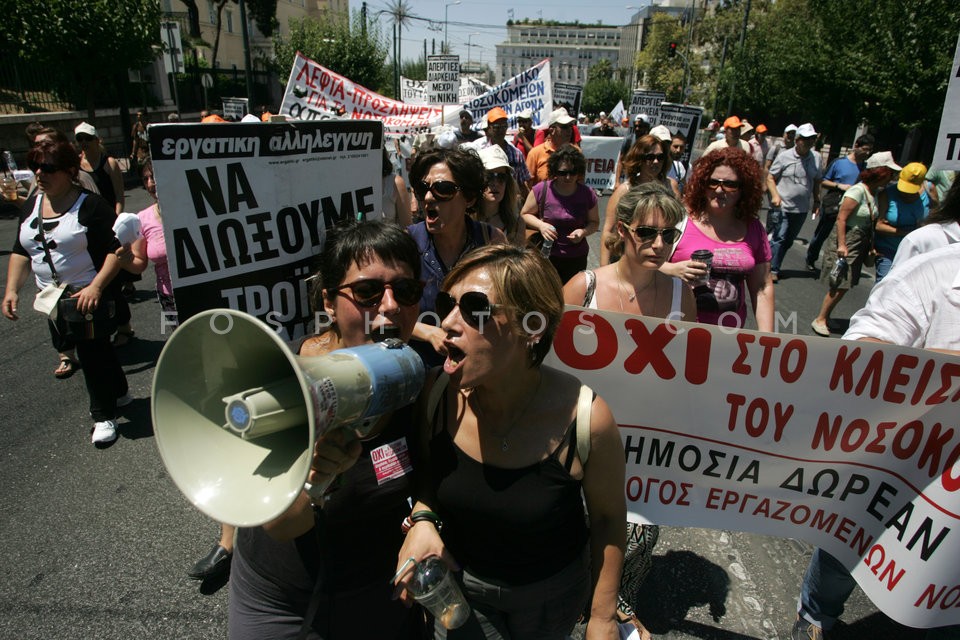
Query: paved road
0,185,920,639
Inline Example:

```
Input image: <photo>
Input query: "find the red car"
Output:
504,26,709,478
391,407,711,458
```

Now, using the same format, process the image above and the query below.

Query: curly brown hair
683,147,763,220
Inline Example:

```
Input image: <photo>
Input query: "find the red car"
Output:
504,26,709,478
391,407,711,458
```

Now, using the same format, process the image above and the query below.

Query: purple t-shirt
532,181,597,258
671,217,771,328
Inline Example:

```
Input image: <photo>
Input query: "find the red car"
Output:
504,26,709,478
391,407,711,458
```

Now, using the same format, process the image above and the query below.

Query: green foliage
401,57,427,81
247,0,279,38
272,11,389,92
582,59,630,115
634,13,689,103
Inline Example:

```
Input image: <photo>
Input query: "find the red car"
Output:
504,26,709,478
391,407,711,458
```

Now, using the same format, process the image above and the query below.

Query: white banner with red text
545,307,960,628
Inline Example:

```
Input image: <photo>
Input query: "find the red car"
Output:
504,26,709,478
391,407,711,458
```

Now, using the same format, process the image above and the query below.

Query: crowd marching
1,93,957,640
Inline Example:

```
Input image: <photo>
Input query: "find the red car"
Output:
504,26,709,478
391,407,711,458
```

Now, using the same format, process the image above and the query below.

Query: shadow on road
631,550,731,636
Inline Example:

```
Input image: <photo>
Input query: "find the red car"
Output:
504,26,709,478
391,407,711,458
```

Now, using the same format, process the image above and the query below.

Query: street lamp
444,0,461,53
467,32,480,64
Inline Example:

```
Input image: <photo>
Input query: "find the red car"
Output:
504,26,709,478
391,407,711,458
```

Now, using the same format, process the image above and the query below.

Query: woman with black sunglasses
476,145,525,246
600,134,671,266
229,221,427,640
520,146,599,284
407,148,507,370
662,147,775,331
394,245,626,640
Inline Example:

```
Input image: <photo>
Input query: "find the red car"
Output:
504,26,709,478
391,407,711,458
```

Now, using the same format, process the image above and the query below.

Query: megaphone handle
304,474,341,505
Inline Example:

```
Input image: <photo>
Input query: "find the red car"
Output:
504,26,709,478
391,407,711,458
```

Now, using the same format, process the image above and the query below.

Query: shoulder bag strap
582,270,596,307
537,179,550,219
576,384,593,465
33,196,62,286
426,372,451,427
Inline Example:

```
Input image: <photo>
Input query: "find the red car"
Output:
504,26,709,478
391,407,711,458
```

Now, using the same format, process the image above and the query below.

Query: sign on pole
427,55,460,105
222,97,249,120
553,82,583,119
629,90,666,124
160,22,185,75
148,120,383,340
931,33,960,171
659,102,704,167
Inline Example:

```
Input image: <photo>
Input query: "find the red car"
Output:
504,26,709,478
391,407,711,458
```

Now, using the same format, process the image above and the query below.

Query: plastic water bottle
540,226,555,258
2,150,17,173
828,257,848,289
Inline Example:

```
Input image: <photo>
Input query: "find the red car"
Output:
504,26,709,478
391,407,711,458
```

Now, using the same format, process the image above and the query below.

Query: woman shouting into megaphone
228,221,427,640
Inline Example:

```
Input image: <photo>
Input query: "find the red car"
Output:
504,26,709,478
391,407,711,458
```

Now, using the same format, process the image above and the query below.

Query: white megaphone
152,309,424,527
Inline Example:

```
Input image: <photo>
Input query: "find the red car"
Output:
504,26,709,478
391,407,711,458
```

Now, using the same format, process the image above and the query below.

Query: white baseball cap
865,151,902,171
650,125,672,142
784,123,798,134
478,145,510,171
796,123,817,138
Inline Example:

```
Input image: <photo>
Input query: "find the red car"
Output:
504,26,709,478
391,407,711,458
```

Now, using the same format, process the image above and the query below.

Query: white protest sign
400,76,426,105
454,60,553,131
659,102,703,167
427,55,460,105
609,100,626,126
222,97,249,120
931,33,960,171
148,120,383,340
546,307,960,628
459,77,492,102
630,90,666,125
580,136,623,191
280,51,442,133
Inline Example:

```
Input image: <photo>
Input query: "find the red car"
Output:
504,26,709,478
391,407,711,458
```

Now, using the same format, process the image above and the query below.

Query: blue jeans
874,255,893,283
770,210,807,273
765,207,781,236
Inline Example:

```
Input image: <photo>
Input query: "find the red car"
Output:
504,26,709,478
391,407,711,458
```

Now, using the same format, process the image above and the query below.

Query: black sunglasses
436,291,510,328
640,153,665,162
414,180,461,201
624,224,682,245
485,172,508,186
706,178,742,192
75,134,95,143
329,278,423,307
554,169,578,178
28,161,61,174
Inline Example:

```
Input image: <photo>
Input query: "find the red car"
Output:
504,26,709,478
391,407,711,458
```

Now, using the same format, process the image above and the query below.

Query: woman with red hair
661,147,775,331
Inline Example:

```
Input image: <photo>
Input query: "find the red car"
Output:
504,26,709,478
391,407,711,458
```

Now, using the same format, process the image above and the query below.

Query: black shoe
792,616,825,639
188,543,232,580
806,261,817,272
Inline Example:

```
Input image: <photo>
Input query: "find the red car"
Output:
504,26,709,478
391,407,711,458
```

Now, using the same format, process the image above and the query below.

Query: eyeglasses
488,122,508,129
554,169,578,178
640,153,665,163
623,224,682,245
75,134,95,143
706,178,742,192
485,172,508,186
436,291,510,328
414,180,461,201
28,161,61,174
329,278,423,307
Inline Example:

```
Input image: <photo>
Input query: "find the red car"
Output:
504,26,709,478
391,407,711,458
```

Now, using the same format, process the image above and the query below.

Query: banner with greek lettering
453,59,552,132
579,136,623,191
630,90,666,124
659,102,703,167
148,120,383,340
546,308,960,628
222,97,249,120
281,51,442,133
427,55,459,105
399,77,426,105
553,82,582,120
931,33,960,171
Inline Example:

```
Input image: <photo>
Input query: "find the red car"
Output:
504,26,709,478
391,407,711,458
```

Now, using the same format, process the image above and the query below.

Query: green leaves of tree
582,59,630,116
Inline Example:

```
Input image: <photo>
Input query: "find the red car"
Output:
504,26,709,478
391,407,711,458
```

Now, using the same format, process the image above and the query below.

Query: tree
8,0,161,115
272,11,389,93
582,59,630,116
634,13,689,103
247,0,279,38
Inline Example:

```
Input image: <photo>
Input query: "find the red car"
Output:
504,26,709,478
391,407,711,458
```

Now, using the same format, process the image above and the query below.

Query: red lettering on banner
885,353,919,403
732,333,753,375
725,393,792,442
865,543,906,591
553,311,617,370
684,328,711,384
829,345,960,406
626,476,692,506
730,334,806,382
915,583,960,609
623,319,677,377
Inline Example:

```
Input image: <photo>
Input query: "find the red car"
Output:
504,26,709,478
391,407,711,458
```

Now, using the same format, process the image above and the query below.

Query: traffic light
668,42,678,58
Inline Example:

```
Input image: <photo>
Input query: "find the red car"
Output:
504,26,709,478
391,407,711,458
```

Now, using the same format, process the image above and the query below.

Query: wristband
410,510,443,532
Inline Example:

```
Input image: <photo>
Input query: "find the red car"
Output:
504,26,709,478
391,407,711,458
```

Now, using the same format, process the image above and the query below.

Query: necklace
465,371,542,451
615,262,657,311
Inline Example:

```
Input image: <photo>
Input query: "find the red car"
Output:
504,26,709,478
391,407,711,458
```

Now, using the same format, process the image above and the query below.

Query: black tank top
84,153,116,209
429,390,589,585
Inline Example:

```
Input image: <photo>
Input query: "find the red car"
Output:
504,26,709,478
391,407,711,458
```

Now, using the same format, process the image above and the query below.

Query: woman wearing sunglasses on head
229,221,427,640
599,134,671,266
661,147,775,332
3,139,129,446
475,146,525,246
394,245,626,640
407,148,507,370
520,146,599,284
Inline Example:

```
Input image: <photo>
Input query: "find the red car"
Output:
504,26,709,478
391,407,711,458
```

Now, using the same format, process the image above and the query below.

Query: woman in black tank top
394,245,626,640
74,122,124,215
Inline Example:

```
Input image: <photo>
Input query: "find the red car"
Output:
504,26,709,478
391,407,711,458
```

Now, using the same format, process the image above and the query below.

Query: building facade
495,21,621,86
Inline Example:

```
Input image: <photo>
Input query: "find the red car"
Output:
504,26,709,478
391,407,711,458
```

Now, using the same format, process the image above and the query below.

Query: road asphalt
0,183,922,639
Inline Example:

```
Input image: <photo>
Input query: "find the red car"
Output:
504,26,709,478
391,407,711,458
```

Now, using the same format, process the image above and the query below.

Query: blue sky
364,0,653,67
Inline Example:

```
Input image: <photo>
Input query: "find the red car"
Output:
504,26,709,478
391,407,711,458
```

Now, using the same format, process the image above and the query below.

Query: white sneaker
92,420,118,444
116,394,134,408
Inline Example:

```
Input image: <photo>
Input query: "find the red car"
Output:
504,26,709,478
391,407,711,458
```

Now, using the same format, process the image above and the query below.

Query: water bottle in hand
540,226,555,258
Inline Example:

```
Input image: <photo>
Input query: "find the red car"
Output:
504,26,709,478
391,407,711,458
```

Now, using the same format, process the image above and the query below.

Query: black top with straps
428,386,589,586
84,154,117,209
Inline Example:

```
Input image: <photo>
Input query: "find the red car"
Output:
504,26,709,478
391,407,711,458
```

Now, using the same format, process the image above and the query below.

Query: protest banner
399,76,426,105
630,90,666,125
280,51,442,133
580,136,623,191
931,33,960,171
459,76,492,102
148,120,383,340
553,82,582,120
222,97,249,120
659,102,704,167
427,55,460,105
609,100,626,126
454,60,552,131
546,307,960,628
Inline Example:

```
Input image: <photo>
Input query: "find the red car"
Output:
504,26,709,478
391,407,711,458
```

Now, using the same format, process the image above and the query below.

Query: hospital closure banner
148,120,383,340
546,307,960,628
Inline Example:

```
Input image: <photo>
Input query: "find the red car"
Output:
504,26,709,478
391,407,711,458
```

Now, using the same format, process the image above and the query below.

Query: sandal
54,357,79,379
113,328,135,347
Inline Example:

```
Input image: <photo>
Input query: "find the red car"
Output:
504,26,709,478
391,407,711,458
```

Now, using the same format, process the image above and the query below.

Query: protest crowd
2,46,959,640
